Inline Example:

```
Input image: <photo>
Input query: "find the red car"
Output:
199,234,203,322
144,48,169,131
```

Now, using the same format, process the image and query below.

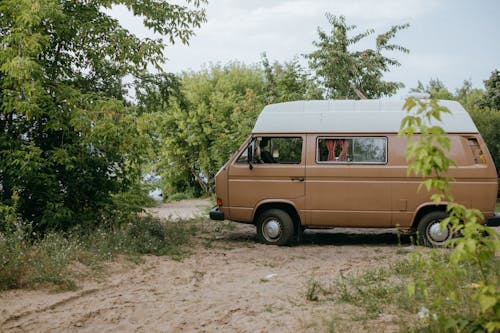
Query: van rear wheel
417,211,452,247
257,209,294,246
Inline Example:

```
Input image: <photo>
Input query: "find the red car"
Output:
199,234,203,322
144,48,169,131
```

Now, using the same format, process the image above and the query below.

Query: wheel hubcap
428,221,450,242
264,219,281,239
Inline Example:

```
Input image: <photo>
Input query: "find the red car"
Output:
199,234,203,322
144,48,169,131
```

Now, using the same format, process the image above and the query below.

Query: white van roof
252,99,478,134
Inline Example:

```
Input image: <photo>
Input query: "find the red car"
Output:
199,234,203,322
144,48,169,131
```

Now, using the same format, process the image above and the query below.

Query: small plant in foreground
321,99,500,331
306,278,332,302
400,97,500,332
336,267,406,319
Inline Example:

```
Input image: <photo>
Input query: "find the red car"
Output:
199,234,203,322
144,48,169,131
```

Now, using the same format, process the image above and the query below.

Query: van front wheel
257,209,294,245
417,211,451,247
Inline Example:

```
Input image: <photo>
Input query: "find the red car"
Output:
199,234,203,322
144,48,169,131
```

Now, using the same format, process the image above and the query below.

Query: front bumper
209,206,225,221
486,213,500,227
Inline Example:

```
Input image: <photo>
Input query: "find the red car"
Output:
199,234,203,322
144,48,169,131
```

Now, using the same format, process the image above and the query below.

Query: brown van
210,100,500,246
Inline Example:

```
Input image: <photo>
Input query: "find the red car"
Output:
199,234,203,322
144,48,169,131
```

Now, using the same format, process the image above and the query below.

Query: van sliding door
305,135,392,227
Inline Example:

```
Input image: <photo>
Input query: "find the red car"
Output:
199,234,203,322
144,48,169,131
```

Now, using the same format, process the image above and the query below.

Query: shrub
400,97,500,332
0,224,76,290
0,215,197,291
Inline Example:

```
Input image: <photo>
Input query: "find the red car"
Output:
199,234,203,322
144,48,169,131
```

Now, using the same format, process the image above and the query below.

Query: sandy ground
146,199,211,220
1,200,497,333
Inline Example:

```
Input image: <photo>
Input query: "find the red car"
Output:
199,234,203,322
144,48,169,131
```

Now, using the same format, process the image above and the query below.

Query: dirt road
0,200,446,332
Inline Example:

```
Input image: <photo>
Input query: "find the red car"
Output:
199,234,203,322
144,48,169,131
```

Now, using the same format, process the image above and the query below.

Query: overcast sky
110,0,500,96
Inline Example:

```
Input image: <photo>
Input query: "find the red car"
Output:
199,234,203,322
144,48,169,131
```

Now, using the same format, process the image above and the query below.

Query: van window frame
315,136,388,165
235,135,305,165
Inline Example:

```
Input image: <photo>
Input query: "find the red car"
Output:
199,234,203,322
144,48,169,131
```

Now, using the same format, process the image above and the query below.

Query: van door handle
290,177,304,182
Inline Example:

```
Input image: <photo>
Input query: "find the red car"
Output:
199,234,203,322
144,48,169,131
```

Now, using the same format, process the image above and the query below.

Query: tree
306,14,409,99
135,73,184,115
0,0,206,231
153,54,323,197
410,78,454,99
261,53,323,104
481,69,500,110
158,63,265,196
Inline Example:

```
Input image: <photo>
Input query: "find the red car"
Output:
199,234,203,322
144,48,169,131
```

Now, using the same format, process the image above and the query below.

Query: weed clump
0,216,197,291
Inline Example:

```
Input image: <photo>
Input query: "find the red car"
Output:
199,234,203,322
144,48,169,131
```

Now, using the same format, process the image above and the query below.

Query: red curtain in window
325,139,336,161
338,139,350,161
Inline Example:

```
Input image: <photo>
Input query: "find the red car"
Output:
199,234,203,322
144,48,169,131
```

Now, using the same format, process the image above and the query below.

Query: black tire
417,211,452,247
295,226,305,243
257,209,295,246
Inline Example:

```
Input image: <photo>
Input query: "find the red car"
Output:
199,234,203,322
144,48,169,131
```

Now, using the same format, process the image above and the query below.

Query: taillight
216,198,223,206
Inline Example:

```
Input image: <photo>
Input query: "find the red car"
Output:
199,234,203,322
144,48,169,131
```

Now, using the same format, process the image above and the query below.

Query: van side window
317,137,387,164
238,137,303,164
236,147,249,163
467,138,486,164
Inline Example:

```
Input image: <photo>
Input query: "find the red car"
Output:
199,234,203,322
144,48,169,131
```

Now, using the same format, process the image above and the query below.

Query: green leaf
407,282,415,297
478,293,497,313
485,322,500,333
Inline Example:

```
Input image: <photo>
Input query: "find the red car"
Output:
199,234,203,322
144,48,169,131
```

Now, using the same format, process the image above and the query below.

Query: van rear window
467,138,486,164
317,137,387,164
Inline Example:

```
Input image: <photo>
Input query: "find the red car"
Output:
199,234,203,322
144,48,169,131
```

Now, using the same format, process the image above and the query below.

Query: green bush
0,224,30,290
76,215,197,261
405,251,499,332
0,216,197,291
325,253,499,331
400,98,500,332
124,216,197,257
0,224,76,290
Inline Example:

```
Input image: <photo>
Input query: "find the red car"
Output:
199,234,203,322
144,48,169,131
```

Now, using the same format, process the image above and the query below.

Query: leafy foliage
157,63,265,195
0,0,206,231
324,253,500,332
306,14,409,99
410,78,454,100
481,70,500,110
400,97,500,332
261,53,323,104
151,57,327,196
400,98,453,204
410,77,500,196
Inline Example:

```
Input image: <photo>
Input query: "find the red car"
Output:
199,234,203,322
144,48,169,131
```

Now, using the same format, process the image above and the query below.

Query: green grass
305,279,330,302
496,200,500,212
336,268,405,318
0,227,79,291
0,215,197,291
166,192,195,202
311,249,500,332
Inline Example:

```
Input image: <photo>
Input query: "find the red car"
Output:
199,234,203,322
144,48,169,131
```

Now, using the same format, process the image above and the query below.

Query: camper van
209,100,500,246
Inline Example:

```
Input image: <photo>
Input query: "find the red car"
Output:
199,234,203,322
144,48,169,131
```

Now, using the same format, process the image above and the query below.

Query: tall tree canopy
142,59,326,197
0,0,206,231
481,69,500,110
156,63,265,195
306,14,409,99
261,53,323,104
